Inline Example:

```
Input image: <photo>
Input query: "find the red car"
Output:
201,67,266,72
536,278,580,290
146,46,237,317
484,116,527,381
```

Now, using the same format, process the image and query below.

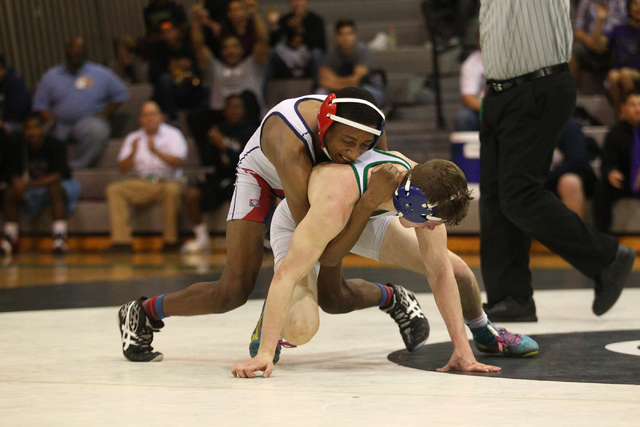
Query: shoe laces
487,323,523,352
388,291,424,326
122,302,156,353
277,339,297,349
136,325,156,351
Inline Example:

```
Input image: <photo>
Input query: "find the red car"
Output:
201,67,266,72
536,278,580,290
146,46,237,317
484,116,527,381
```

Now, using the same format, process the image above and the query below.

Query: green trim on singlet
372,149,412,167
363,160,411,194
348,151,411,219
349,163,362,196
362,160,409,194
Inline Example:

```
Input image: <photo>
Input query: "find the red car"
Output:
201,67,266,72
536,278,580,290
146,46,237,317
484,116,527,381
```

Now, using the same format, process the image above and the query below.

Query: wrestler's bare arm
416,226,468,346
414,222,495,372
261,102,321,224
256,165,360,359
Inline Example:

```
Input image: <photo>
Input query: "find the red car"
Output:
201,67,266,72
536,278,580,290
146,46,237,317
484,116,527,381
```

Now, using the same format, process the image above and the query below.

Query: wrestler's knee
450,252,474,285
281,314,319,346
317,290,349,314
207,276,255,312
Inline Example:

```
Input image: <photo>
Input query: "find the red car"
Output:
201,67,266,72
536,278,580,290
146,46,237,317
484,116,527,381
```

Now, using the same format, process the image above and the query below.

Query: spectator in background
106,101,187,252
570,0,627,88
420,0,479,52
593,91,640,232
0,114,81,256
0,125,16,255
0,54,31,134
594,0,640,117
268,0,326,53
546,120,598,220
191,2,269,127
204,0,231,24
219,0,261,59
182,95,256,253
453,45,484,131
266,0,325,86
318,20,386,107
33,37,129,169
113,0,189,83
148,21,208,123
199,0,231,56
143,0,189,42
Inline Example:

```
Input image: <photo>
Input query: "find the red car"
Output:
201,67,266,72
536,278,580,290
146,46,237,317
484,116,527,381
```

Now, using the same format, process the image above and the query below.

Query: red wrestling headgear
316,93,386,158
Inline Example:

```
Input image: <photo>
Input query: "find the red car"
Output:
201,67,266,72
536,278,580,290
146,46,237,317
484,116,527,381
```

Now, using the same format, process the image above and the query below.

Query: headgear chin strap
317,93,386,158
392,176,443,223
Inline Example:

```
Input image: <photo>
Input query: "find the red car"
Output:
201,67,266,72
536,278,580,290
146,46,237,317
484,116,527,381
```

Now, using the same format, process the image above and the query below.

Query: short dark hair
335,19,356,33
622,90,640,105
401,159,473,226
334,86,381,128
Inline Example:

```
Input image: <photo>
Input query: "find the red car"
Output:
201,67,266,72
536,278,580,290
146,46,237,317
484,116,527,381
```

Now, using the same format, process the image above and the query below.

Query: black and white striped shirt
479,0,572,80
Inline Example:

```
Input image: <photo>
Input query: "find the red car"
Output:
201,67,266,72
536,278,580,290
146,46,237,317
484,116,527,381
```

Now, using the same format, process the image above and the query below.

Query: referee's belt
487,63,569,93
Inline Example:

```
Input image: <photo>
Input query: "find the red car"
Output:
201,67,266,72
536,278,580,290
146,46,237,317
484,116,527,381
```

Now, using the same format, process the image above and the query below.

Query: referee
478,0,635,322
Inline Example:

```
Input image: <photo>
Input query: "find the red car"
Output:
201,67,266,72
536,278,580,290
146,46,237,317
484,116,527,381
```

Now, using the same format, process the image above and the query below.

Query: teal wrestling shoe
471,321,539,357
249,301,296,364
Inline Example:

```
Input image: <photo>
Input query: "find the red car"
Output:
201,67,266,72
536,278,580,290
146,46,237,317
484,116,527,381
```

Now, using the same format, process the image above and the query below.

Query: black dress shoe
483,296,538,322
593,244,636,316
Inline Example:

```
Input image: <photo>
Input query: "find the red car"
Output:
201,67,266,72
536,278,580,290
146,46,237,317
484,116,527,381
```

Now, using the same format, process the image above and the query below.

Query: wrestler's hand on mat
364,164,401,206
437,348,501,373
232,353,275,378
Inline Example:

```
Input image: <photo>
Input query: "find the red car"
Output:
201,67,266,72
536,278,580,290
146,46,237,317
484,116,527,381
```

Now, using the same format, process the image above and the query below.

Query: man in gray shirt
478,0,635,322
318,19,386,106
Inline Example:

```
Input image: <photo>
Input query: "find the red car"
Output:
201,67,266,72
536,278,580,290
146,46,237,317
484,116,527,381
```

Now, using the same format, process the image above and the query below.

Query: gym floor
1,236,639,426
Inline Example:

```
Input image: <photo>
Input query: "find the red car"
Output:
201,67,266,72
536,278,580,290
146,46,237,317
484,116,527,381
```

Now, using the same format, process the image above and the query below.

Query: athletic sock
4,222,19,242
193,222,209,246
142,294,168,321
375,283,394,309
465,311,489,330
52,220,68,238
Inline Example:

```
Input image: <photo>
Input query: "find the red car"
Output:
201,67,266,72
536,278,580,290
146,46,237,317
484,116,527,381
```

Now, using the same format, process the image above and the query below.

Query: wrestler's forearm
431,273,471,350
420,227,470,350
260,230,330,357
259,272,296,358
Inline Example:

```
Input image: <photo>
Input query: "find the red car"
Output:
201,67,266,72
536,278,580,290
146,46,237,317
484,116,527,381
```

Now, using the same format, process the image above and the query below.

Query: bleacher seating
9,0,636,239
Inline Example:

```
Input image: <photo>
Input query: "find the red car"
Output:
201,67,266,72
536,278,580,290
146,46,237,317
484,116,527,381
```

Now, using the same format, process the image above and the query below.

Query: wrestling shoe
118,297,164,362
381,284,430,352
52,234,68,254
180,239,211,254
471,321,538,357
249,301,296,364
0,236,18,257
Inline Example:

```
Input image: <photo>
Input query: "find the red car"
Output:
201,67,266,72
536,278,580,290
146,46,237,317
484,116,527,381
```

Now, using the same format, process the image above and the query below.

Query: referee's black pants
479,71,619,305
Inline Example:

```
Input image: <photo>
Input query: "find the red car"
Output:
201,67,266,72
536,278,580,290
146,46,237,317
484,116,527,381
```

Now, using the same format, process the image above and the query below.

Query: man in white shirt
453,48,485,131
106,101,188,251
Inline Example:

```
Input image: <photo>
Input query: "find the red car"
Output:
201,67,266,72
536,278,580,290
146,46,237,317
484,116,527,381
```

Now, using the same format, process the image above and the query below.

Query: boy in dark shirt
594,91,640,232
0,114,81,256
182,95,255,253
149,21,208,122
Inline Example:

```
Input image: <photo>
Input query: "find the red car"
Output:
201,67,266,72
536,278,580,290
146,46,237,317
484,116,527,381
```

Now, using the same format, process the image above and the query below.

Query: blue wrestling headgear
392,176,443,223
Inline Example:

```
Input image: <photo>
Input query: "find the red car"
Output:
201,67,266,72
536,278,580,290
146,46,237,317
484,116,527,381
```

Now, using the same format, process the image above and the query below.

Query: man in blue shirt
33,37,129,169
